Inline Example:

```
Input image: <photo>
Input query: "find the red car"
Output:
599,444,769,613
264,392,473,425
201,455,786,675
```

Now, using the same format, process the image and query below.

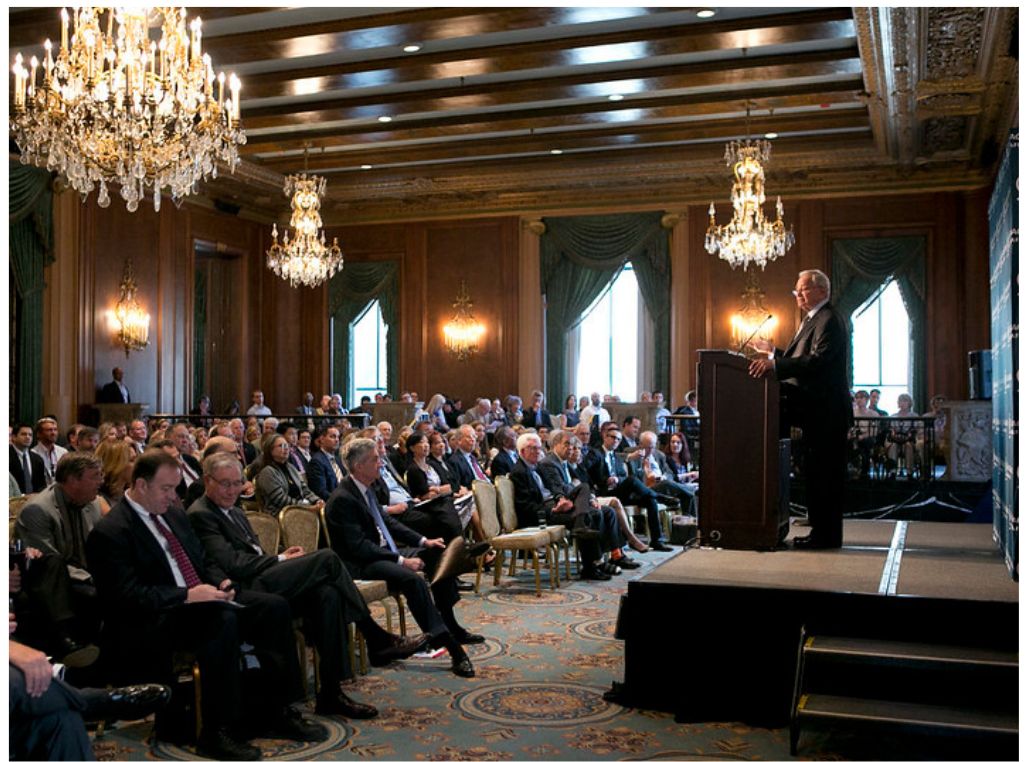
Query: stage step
790,631,1019,756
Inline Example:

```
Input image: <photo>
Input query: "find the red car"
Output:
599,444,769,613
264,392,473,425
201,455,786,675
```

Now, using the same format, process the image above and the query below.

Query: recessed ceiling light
550,149,563,155
608,94,625,102
360,164,372,170
403,44,421,53
696,9,716,19
377,115,392,123
765,132,778,140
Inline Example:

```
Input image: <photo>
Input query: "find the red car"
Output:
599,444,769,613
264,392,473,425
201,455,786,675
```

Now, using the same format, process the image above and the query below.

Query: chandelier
10,7,245,212
443,280,485,361
114,259,150,356
730,270,777,356
705,109,794,270
266,145,343,288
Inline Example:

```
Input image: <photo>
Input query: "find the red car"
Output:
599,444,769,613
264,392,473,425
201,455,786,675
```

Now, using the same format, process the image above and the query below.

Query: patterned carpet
89,548,842,761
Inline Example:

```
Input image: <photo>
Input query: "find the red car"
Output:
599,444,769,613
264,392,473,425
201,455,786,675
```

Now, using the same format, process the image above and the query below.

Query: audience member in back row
86,451,327,761
187,453,427,721
324,437,481,679
33,417,68,486
307,425,347,501
11,422,47,495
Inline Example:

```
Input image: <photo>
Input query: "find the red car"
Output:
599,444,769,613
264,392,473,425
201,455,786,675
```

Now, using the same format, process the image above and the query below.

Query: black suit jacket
307,449,346,501
521,407,553,430
187,496,277,584
585,447,627,496
536,452,574,498
446,450,479,490
98,380,130,403
175,453,203,501
10,445,46,494
428,455,460,492
324,476,424,578
774,302,852,435
509,459,554,529
489,449,518,478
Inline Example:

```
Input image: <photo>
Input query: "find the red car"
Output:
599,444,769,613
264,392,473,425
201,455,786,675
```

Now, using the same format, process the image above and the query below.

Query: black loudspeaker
968,350,993,400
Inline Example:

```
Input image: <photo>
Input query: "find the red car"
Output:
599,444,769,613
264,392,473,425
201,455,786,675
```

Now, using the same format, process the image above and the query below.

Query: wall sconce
443,280,485,361
730,270,777,355
114,259,150,357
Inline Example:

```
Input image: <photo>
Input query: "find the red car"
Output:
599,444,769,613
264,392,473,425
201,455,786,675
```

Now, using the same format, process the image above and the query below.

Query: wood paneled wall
42,187,989,426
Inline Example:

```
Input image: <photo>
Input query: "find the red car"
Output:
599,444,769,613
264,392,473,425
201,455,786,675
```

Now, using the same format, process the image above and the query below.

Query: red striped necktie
150,514,202,588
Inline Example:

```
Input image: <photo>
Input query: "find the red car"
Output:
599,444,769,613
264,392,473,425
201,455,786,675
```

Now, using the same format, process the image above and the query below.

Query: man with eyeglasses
188,453,426,722
748,269,851,550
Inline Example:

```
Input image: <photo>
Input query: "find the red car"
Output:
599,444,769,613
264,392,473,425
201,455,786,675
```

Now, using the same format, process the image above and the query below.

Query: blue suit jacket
307,449,347,501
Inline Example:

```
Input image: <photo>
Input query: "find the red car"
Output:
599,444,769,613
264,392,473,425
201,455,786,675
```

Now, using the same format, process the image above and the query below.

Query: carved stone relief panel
942,401,992,482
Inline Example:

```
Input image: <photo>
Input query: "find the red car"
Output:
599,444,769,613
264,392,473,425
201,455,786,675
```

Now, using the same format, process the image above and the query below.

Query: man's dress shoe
648,541,674,552
451,656,475,678
792,534,842,550
454,630,485,645
316,691,379,719
369,633,431,667
612,556,641,570
581,565,611,581
82,683,171,722
197,728,260,761
266,707,329,742
431,536,479,585
54,636,99,669
455,577,475,591
657,496,681,508
599,561,622,576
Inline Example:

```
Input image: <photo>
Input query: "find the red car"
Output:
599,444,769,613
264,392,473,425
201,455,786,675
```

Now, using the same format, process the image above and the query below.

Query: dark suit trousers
610,477,665,542
803,418,848,545
397,500,462,542
155,589,300,730
250,549,369,684
9,665,94,761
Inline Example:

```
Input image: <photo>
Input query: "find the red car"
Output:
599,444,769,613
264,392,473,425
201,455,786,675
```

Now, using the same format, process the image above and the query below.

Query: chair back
318,503,332,549
246,511,282,556
471,480,500,539
9,515,16,543
279,505,321,553
9,495,29,518
494,475,519,534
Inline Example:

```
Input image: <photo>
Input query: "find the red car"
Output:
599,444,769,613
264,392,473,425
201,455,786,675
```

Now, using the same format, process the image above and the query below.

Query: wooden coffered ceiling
8,6,1019,224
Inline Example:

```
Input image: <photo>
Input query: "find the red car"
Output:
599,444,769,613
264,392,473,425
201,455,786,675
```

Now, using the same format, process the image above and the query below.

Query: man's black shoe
581,565,611,581
54,636,99,669
369,633,430,667
454,630,486,645
316,691,379,719
266,707,329,742
466,541,491,557
451,656,475,677
649,541,674,552
197,728,260,761
456,577,475,591
599,561,622,576
792,534,842,550
612,556,641,570
82,683,171,722
657,496,681,508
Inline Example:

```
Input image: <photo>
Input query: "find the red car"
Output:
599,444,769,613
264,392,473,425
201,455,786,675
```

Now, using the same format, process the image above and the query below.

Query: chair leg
347,622,358,677
563,541,571,582
192,663,203,743
532,551,541,597
493,549,504,586
474,556,483,594
509,550,518,577
392,593,407,637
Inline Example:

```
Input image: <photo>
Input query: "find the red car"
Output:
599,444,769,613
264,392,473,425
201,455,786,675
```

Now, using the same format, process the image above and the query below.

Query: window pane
851,281,911,404
351,300,387,406
851,291,881,387
879,283,910,386
575,264,638,399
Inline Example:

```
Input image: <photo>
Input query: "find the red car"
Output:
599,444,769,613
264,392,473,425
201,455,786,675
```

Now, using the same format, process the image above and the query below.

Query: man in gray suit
14,451,105,665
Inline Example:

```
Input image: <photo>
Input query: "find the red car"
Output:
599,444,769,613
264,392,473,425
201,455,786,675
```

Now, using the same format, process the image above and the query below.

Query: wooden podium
93,402,147,424
697,350,790,550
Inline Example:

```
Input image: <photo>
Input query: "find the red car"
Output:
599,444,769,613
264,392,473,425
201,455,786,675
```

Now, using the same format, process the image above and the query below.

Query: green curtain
193,267,207,403
540,212,670,403
328,261,399,404
831,236,926,409
9,162,54,423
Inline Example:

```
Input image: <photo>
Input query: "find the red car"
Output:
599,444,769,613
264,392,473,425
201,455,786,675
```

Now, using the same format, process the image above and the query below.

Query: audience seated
86,451,327,760
886,393,920,477
424,393,451,432
307,425,347,501
11,422,47,495
245,389,273,418
629,431,697,515
228,418,258,465
95,439,136,505
323,438,481,678
33,417,68,485
125,419,148,455
448,425,491,488
255,434,322,515
849,390,881,478
488,426,519,478
522,390,553,429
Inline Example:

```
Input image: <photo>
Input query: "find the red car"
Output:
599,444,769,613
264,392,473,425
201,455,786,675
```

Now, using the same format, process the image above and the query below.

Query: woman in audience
190,394,213,428
472,422,491,467
562,394,580,427
192,426,208,453
405,432,458,500
255,434,322,516
97,422,118,444
96,440,136,504
425,393,451,433
663,432,697,483
427,431,460,489
886,393,919,477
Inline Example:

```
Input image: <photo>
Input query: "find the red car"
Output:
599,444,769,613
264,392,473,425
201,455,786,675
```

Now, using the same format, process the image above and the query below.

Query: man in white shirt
32,418,68,486
246,389,273,417
126,419,148,455
579,392,611,431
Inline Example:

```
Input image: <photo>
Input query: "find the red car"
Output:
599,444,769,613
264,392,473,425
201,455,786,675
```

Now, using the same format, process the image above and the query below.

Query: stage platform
614,519,1017,726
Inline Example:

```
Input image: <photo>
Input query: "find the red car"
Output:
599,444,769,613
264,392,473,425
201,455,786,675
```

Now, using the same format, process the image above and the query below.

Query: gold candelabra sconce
114,259,150,356
443,280,485,361
730,270,777,356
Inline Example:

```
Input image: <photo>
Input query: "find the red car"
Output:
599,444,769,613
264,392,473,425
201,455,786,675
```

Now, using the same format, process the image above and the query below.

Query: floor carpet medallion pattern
86,547,940,760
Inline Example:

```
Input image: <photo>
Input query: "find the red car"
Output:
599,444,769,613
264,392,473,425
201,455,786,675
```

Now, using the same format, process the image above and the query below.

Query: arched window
851,279,911,412
573,263,639,400
350,299,388,408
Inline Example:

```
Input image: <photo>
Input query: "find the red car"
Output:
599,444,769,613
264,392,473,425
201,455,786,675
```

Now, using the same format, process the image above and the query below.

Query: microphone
738,313,774,353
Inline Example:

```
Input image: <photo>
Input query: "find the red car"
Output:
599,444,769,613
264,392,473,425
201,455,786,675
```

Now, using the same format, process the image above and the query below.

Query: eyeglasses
791,285,818,296
210,478,245,489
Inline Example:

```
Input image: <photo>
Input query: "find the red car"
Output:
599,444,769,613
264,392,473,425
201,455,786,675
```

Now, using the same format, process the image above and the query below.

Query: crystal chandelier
10,7,245,212
266,145,344,288
443,280,486,361
114,259,150,356
705,109,794,270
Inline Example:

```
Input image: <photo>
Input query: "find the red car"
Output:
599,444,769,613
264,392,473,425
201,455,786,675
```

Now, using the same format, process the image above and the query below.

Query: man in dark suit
488,426,519,478
522,390,553,430
10,423,46,495
228,418,257,466
585,424,673,551
187,453,426,718
169,423,203,501
85,451,326,760
447,425,489,489
97,366,130,404
324,438,480,678
519,432,625,580
749,269,852,550
307,425,347,501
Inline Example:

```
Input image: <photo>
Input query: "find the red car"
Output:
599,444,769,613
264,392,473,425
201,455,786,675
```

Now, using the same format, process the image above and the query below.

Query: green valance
328,261,399,405
831,236,926,409
540,212,670,403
